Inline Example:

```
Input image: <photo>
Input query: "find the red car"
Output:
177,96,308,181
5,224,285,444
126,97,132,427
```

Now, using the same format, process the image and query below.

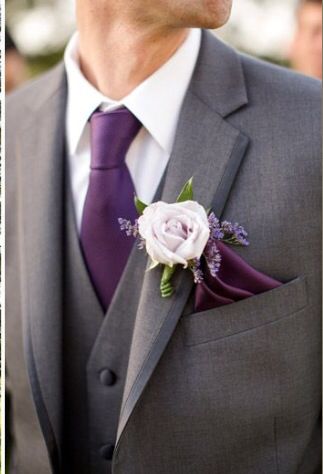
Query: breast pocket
182,276,308,346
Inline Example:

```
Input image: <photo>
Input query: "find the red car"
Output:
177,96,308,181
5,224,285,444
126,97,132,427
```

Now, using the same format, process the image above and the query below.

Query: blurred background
5,0,323,93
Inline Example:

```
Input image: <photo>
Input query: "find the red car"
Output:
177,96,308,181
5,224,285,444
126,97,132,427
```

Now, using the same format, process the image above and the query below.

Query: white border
1,0,6,470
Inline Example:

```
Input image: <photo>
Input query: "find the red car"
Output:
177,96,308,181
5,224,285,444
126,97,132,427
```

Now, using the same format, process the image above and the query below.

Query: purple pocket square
194,241,281,312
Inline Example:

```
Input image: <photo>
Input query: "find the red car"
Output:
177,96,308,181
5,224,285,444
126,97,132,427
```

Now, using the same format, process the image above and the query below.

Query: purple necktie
80,107,141,311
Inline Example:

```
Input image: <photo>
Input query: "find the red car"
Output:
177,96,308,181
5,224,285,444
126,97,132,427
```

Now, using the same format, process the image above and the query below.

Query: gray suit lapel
116,31,250,447
17,64,67,470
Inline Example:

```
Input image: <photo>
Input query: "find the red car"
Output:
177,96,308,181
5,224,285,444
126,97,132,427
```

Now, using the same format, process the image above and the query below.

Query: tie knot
90,107,142,169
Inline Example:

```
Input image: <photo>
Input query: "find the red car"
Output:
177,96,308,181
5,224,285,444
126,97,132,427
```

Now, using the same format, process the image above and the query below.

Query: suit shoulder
239,52,321,110
238,52,321,158
236,53,321,171
6,61,66,123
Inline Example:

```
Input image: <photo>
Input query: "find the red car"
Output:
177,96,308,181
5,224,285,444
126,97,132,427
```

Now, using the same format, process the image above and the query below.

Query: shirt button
100,444,115,461
99,368,117,386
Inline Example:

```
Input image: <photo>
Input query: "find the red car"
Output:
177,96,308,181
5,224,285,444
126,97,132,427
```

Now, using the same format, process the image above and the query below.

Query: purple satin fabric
194,240,281,312
80,108,141,311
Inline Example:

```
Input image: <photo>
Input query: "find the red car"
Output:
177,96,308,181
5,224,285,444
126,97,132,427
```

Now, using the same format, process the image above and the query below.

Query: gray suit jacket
6,30,321,473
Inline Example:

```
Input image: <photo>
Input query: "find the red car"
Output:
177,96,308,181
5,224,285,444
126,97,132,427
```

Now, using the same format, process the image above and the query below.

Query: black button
99,368,117,386
100,444,114,461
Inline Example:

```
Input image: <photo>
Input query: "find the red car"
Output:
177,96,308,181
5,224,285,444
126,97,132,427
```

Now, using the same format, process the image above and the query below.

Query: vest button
99,368,117,386
100,443,115,460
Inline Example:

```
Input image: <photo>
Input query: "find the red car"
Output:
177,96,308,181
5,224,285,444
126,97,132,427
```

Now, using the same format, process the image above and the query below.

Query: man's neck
77,5,189,100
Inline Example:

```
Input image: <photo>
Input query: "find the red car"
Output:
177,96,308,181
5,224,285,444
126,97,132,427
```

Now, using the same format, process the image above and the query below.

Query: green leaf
134,196,148,215
176,177,194,203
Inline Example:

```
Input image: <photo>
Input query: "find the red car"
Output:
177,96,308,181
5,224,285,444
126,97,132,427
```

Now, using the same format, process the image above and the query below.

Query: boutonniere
119,178,249,298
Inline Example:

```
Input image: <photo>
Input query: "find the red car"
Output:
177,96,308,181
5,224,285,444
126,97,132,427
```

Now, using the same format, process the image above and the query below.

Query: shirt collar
64,28,201,155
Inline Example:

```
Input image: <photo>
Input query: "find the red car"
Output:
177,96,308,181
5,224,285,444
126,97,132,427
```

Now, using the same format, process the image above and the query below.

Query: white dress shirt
64,28,201,232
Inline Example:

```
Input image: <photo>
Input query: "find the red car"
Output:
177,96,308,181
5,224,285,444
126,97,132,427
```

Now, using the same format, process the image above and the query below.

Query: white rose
138,200,210,267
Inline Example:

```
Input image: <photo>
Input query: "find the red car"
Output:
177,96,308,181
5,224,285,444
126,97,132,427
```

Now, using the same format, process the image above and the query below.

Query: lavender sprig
204,240,222,277
208,212,224,240
118,218,139,238
189,258,204,284
119,217,145,250
203,213,249,278
221,220,249,247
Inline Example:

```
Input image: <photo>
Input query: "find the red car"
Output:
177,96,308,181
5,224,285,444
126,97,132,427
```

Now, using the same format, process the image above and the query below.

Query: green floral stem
160,265,177,298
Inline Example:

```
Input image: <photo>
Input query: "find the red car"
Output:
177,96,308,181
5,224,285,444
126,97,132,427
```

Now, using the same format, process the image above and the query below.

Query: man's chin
182,3,232,30
202,0,231,23
201,16,230,29
184,15,231,30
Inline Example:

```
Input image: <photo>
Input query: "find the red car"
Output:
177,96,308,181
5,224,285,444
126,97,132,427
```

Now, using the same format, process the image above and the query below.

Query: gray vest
62,179,138,474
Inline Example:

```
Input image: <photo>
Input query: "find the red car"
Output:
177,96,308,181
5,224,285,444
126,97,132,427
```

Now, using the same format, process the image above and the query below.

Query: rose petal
137,200,210,267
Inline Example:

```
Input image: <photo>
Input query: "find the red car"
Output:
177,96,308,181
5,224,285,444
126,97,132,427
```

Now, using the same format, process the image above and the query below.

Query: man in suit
6,0,321,473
